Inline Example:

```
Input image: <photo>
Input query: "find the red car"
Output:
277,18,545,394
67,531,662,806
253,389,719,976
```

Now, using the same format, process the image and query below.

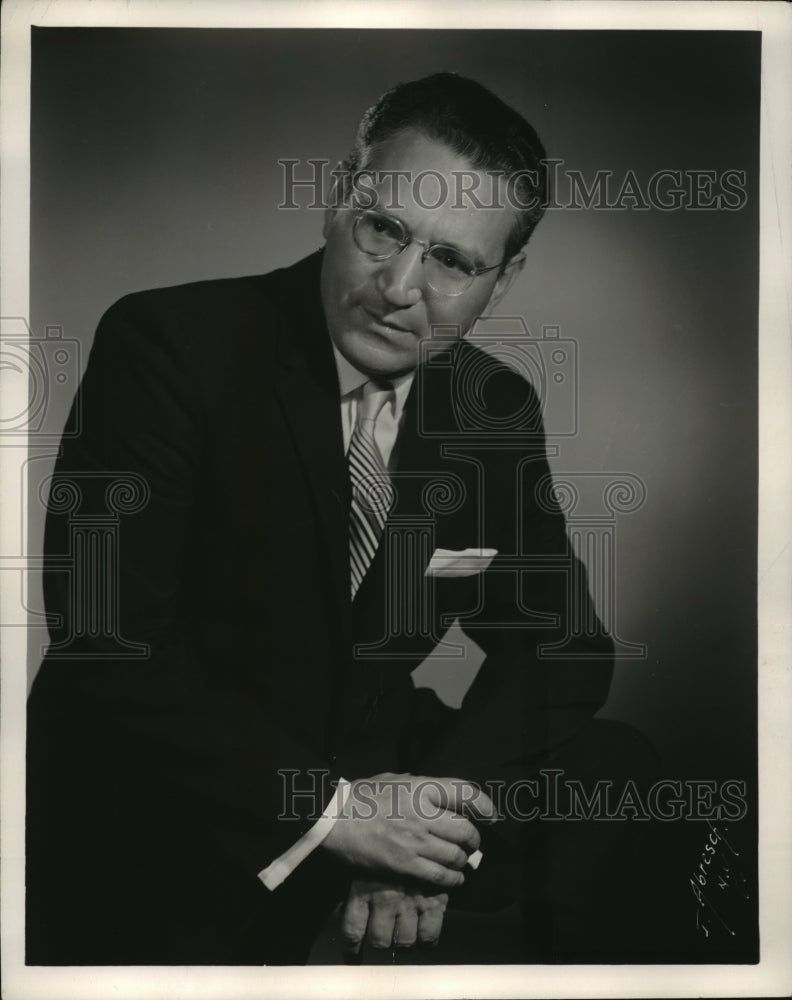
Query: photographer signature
689,819,750,939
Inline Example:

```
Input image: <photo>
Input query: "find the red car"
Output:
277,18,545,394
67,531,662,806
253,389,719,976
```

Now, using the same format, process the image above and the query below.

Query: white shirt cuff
257,777,351,891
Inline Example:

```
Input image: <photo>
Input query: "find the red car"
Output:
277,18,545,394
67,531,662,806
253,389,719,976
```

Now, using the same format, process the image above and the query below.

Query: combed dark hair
345,72,549,259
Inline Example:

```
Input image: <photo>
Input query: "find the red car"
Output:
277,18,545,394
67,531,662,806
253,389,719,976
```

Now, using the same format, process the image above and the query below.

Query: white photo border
1,1,790,998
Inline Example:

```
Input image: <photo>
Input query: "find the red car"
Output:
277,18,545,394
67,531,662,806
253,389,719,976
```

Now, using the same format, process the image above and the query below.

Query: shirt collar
331,343,415,416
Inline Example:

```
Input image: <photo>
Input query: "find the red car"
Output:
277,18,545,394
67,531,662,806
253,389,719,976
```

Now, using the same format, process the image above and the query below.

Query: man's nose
375,244,425,309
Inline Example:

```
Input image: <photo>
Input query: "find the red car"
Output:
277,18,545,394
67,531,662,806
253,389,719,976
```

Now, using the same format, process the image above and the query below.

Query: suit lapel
393,356,449,491
271,253,351,648
390,341,467,533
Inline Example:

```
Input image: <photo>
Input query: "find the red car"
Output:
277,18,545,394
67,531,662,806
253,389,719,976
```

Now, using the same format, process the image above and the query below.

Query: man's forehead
358,129,518,253
363,128,498,201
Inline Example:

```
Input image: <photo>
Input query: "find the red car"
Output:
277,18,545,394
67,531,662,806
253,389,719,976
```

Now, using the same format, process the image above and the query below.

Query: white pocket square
424,547,498,577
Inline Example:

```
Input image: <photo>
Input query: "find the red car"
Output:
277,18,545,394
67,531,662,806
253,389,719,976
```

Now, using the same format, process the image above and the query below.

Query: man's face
320,129,523,379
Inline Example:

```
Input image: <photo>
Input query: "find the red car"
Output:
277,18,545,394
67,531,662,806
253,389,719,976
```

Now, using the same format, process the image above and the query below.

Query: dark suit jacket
26,250,613,964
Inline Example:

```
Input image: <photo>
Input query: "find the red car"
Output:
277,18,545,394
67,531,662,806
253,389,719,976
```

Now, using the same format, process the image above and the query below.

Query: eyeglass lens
353,212,476,295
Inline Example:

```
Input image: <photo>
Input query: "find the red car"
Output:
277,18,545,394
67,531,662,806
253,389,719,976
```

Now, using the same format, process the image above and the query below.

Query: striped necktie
348,380,395,600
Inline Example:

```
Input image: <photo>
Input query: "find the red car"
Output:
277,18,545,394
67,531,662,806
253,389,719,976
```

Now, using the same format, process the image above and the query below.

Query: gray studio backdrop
28,28,759,785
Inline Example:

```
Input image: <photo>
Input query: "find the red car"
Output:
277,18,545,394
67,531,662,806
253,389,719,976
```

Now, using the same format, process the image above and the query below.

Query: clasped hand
321,772,496,957
341,878,449,957
321,771,496,888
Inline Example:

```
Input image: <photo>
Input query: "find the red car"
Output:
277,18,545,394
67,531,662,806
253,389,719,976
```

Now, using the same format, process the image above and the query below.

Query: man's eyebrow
434,235,487,268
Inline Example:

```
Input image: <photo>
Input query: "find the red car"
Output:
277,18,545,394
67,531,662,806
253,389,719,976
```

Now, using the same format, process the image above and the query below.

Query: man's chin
340,330,420,378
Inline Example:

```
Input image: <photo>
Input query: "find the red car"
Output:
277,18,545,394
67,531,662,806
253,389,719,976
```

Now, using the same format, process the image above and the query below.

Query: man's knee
554,717,661,785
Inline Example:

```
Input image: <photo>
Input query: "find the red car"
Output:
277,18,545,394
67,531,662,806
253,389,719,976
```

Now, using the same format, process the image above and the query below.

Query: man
26,73,640,966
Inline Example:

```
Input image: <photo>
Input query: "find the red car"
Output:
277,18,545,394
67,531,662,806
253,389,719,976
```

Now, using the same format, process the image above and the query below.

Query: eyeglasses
351,209,504,297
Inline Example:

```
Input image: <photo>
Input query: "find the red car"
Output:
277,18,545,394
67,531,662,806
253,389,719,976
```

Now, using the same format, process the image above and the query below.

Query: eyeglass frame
350,207,511,297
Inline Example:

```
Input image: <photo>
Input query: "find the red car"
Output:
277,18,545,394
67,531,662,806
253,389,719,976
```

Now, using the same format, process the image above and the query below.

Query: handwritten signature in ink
689,819,750,939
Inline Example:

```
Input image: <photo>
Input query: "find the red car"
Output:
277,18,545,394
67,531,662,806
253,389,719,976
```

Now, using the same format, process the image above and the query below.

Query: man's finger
417,834,469,871
411,857,466,890
430,778,499,822
429,811,481,854
416,904,445,947
366,904,398,950
393,903,418,949
340,895,369,957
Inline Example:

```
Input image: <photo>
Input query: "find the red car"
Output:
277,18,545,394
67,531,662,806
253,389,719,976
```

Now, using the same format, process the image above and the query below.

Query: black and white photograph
1,2,790,998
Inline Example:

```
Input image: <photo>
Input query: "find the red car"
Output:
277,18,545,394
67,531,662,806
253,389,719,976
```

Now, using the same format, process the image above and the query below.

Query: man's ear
323,162,351,240
486,252,526,312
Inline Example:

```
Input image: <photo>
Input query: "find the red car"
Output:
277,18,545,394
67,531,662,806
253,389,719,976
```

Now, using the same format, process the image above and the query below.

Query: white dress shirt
333,345,416,464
